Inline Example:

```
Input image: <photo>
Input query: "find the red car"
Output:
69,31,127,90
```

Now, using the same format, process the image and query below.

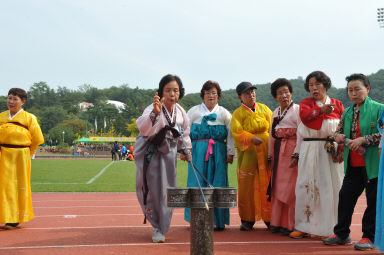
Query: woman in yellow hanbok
0,88,44,230
231,82,272,231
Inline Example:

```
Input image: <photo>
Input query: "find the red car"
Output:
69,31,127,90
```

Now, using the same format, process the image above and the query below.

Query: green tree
25,82,57,109
126,118,139,137
0,96,7,112
48,125,74,145
39,106,67,134
61,118,87,138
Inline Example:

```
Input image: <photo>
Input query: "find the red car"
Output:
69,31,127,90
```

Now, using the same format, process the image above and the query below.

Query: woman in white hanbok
289,71,345,238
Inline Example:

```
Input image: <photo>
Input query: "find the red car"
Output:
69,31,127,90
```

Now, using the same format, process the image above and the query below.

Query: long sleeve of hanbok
224,109,235,155
268,110,278,159
231,110,255,152
293,106,302,155
29,114,44,156
136,105,164,137
268,133,275,159
293,127,303,156
177,106,192,151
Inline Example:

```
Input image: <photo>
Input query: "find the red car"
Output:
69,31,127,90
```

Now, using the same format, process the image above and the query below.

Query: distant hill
0,69,383,140
180,69,384,112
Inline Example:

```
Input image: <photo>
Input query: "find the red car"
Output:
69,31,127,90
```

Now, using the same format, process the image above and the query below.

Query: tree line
0,69,383,145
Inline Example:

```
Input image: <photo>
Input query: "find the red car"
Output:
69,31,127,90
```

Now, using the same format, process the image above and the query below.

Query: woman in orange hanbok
231,82,272,231
0,88,44,230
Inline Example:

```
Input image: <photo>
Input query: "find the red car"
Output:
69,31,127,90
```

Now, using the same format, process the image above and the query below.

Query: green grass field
31,159,238,192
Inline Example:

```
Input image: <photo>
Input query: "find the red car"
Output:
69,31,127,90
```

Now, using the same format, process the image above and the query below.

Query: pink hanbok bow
205,138,215,161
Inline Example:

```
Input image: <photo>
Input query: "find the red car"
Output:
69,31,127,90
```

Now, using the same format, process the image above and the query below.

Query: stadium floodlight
378,8,384,28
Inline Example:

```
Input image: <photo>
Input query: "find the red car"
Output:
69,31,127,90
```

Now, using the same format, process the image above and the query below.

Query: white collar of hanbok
201,103,219,115
315,96,330,107
9,108,23,120
163,104,176,124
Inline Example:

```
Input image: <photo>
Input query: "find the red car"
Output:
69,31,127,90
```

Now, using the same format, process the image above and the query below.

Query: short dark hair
345,73,370,88
270,78,293,98
8,88,27,101
158,74,185,100
304,71,332,92
200,80,222,100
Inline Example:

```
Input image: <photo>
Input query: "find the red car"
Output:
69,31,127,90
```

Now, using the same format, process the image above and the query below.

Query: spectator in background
127,143,135,161
118,144,122,160
111,143,116,161
129,143,135,157
111,141,119,161
121,144,127,159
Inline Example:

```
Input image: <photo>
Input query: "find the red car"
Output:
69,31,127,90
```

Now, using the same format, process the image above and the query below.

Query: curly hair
304,71,332,92
8,88,28,101
200,80,222,100
270,78,293,98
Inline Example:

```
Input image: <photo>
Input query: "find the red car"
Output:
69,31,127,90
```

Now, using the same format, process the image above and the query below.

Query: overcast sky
0,0,383,97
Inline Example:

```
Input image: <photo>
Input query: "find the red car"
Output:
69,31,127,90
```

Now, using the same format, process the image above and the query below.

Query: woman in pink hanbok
268,78,300,236
135,74,191,243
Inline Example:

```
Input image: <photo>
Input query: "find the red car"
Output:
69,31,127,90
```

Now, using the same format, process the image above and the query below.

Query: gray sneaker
354,238,374,250
152,228,165,243
322,234,351,245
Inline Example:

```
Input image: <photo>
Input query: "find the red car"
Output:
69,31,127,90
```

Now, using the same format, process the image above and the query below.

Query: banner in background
89,137,135,142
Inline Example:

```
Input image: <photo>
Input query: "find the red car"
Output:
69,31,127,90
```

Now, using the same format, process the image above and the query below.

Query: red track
0,193,381,255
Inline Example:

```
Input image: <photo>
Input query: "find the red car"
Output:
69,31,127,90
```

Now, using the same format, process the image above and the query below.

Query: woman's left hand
227,155,234,164
346,137,365,151
320,104,335,114
180,152,191,162
331,150,344,163
251,136,263,145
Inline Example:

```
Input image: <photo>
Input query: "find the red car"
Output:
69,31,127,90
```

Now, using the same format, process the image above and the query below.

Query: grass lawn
31,159,238,192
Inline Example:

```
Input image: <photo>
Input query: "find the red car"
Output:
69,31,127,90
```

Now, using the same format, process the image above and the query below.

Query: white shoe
152,228,165,243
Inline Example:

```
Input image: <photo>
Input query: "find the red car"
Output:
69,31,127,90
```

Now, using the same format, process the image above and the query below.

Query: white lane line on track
86,161,115,184
20,225,190,230
35,213,185,217
13,223,362,230
33,199,137,202
0,240,323,250
32,183,84,184
34,212,239,218
34,206,362,216
34,205,138,208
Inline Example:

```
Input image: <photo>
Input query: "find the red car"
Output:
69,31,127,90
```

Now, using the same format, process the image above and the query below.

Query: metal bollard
167,187,237,255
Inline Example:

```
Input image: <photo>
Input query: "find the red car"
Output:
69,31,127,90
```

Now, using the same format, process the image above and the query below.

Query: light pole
378,8,384,28
62,131,65,143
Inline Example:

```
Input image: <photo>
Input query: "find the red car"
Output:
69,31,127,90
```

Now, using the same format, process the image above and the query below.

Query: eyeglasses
205,92,218,96
243,90,256,96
